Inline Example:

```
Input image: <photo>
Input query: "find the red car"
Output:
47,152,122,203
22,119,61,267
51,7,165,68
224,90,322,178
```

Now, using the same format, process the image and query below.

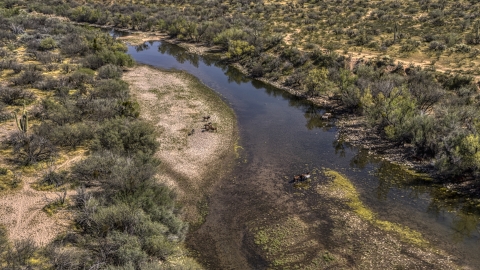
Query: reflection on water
135,42,150,52
158,42,202,68
124,36,480,267
345,143,480,242
303,104,335,130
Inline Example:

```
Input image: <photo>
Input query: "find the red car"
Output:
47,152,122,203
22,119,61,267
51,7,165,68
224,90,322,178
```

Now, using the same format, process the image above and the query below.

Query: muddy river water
125,40,480,269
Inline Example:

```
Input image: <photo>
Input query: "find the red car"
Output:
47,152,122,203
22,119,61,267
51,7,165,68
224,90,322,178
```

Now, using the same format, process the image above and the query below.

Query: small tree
226,40,254,60
304,68,336,96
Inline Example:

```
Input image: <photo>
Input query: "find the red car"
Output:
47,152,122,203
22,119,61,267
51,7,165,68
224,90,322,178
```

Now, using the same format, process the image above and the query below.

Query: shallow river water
125,39,480,269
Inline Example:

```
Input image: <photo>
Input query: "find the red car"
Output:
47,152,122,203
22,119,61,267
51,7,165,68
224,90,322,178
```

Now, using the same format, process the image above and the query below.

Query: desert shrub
97,64,123,79
0,29,16,40
0,87,36,105
439,74,473,90
60,33,89,56
39,36,57,50
117,100,140,119
36,51,62,64
410,114,438,157
47,246,90,270
72,152,155,187
92,79,129,100
213,28,248,48
76,98,123,121
39,99,79,125
281,47,307,67
34,77,66,91
0,101,12,122
90,118,159,156
70,152,118,185
40,169,68,187
83,50,135,69
400,39,421,53
0,48,8,57
103,231,147,266
11,68,44,86
68,68,95,87
452,43,471,53
5,239,37,268
10,61,23,74
34,122,95,148
408,70,445,111
9,132,57,165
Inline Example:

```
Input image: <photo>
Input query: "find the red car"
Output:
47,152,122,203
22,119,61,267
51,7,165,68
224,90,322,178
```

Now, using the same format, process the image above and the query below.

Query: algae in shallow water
324,169,429,247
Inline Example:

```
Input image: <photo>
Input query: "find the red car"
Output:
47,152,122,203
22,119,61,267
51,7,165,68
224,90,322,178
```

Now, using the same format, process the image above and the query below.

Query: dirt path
123,65,237,222
0,156,80,246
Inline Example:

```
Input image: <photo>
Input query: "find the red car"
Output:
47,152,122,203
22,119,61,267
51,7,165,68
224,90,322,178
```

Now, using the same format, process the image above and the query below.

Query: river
124,39,480,269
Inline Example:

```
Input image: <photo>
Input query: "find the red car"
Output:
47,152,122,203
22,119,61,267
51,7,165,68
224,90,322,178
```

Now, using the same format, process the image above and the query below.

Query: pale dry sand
0,154,81,246
123,65,236,221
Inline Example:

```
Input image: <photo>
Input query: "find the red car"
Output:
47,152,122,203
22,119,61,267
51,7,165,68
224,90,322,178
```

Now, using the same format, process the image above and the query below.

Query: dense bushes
9,132,57,165
90,118,158,156
0,87,36,105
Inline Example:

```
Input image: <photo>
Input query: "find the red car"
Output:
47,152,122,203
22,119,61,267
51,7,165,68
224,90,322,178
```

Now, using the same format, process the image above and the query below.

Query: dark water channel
125,40,480,268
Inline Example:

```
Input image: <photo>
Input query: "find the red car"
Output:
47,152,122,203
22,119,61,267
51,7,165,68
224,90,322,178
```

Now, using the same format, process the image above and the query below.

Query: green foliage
92,79,129,100
97,64,123,79
304,68,336,96
35,122,95,149
167,18,198,40
39,37,57,51
214,28,248,49
226,40,254,60
0,87,36,105
14,105,28,133
91,118,159,156
362,86,417,142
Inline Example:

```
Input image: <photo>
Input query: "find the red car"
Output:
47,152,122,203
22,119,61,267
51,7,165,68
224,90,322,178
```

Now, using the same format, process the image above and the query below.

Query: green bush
68,68,95,87
91,118,159,156
39,99,79,126
92,79,129,100
39,36,57,50
0,87,36,105
97,64,123,79
35,122,95,149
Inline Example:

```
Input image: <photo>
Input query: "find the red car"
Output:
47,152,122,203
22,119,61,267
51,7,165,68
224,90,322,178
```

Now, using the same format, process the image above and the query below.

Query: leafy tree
304,68,336,96
226,40,254,60
213,28,248,49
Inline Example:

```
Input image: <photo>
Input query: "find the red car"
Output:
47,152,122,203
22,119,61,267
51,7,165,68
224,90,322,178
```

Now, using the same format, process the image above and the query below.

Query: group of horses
202,115,217,132
187,115,217,136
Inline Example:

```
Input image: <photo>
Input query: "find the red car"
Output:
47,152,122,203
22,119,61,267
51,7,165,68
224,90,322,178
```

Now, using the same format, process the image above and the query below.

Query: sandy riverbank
123,65,237,223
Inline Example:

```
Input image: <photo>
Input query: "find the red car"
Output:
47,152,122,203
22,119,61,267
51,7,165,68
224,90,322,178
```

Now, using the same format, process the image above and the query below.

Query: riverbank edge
104,25,479,200
122,64,239,223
